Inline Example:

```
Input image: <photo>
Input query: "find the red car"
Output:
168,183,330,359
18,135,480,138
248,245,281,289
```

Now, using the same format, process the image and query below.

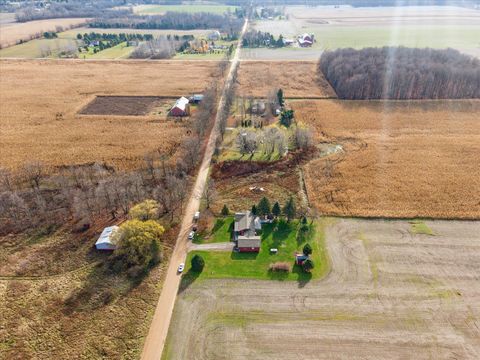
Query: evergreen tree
302,259,314,272
251,204,257,216
303,243,313,256
257,197,271,217
277,89,284,107
191,254,205,272
272,202,281,217
221,204,230,216
282,197,296,222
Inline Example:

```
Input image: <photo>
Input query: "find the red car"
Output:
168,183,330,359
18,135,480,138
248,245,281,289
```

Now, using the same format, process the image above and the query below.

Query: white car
188,231,195,240
178,263,185,273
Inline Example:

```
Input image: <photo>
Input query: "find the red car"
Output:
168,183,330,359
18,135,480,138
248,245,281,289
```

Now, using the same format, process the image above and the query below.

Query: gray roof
237,237,261,248
234,211,261,232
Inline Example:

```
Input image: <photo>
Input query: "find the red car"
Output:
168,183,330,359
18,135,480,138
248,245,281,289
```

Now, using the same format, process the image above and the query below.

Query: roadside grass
410,220,435,235
134,4,238,15
173,52,226,60
194,216,234,244
183,218,330,282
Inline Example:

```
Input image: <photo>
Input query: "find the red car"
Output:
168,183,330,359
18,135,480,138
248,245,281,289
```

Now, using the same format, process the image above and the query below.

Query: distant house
234,211,262,252
283,38,295,46
295,253,309,265
169,96,190,117
95,226,119,251
207,30,221,41
297,33,314,47
89,40,100,47
189,94,204,104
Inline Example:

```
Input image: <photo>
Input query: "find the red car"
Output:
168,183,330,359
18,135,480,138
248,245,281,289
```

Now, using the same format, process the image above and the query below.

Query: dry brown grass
292,99,480,219
0,59,218,171
237,60,336,98
0,18,88,48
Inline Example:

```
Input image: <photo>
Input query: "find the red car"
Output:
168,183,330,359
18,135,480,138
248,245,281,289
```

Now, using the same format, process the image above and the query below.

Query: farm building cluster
169,94,204,117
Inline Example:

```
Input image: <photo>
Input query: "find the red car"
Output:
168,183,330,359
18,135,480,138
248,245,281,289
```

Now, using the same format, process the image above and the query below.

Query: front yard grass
184,218,330,282
193,216,234,244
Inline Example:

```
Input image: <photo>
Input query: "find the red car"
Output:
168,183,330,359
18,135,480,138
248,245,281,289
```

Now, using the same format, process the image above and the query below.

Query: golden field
293,100,480,219
0,18,88,48
0,59,218,171
237,60,336,98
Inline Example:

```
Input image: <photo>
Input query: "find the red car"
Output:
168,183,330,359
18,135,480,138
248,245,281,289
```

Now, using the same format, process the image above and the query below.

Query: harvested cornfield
0,59,218,170
292,99,480,219
237,60,336,98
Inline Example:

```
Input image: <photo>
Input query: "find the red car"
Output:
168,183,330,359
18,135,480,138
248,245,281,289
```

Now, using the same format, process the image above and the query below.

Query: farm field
0,17,88,48
237,61,336,98
0,220,180,359
0,37,79,58
248,6,480,59
164,218,480,360
292,99,480,219
0,59,219,170
133,4,237,15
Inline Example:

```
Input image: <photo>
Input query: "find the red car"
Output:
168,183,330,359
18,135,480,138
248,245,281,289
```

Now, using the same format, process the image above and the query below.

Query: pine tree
302,259,314,272
251,204,257,216
191,254,205,272
303,243,312,256
277,89,284,107
221,204,229,216
257,197,271,217
282,197,296,222
272,202,281,218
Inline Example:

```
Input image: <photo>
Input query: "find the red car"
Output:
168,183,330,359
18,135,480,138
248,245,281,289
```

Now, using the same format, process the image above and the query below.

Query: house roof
172,96,189,111
235,211,261,232
237,236,261,248
95,226,119,247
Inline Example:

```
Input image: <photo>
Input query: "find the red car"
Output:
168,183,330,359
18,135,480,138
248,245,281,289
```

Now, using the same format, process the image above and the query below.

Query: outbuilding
237,237,261,252
95,226,119,251
169,96,190,117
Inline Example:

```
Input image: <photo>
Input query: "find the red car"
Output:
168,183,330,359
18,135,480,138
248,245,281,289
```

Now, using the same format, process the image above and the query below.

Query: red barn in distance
169,96,190,117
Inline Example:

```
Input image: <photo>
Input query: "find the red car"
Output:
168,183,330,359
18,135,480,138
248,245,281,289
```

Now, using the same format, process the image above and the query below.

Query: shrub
191,254,205,272
221,204,229,216
303,243,313,256
269,262,291,272
302,259,314,272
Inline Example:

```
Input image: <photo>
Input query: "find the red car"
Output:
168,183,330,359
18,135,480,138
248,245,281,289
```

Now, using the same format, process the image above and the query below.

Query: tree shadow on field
178,268,201,293
293,264,312,288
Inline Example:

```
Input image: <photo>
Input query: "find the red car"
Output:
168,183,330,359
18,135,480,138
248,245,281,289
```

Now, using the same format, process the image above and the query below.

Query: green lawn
80,42,135,59
183,219,330,282
194,216,234,244
0,38,78,58
312,25,480,50
134,4,238,15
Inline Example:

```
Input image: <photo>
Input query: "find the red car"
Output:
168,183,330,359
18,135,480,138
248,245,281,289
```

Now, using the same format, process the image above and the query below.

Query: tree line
89,11,243,36
0,64,228,235
242,30,285,48
320,47,480,99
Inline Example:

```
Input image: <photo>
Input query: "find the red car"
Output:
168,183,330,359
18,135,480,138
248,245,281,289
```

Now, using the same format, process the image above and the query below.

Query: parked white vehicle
188,231,195,240
178,263,185,273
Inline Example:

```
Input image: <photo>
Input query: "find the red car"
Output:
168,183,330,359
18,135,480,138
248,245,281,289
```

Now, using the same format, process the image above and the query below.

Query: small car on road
188,231,195,240
178,263,185,273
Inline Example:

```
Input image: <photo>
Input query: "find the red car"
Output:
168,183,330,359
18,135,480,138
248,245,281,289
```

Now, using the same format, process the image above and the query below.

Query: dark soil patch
79,96,171,116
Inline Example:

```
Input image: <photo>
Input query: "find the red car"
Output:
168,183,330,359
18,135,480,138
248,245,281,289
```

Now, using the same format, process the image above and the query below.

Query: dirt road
164,219,480,359
140,17,249,360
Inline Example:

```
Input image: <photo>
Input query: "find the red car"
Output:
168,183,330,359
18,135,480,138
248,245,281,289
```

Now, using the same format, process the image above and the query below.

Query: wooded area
319,47,480,99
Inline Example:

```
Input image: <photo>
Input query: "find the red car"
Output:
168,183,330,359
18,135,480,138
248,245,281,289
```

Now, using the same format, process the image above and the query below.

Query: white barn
95,226,119,251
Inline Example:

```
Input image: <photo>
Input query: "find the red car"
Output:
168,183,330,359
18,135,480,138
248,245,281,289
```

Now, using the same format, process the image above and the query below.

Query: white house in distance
207,30,221,41
297,33,314,47
95,226,119,251
169,96,190,117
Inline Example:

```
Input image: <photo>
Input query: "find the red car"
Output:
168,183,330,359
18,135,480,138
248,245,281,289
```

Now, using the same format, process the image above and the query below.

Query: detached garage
95,226,119,251
169,96,190,117
237,237,261,253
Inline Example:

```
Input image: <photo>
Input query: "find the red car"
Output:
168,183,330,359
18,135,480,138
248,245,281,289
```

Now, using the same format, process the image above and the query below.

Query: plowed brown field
237,60,336,98
0,59,218,170
164,218,480,359
292,99,480,219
